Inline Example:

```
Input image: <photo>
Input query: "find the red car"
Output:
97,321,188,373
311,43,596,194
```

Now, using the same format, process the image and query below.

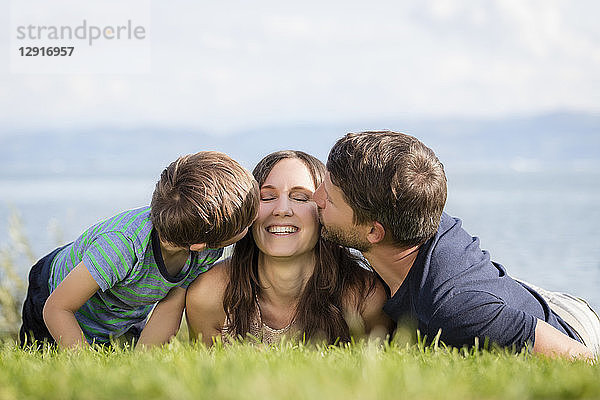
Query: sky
1,0,599,305
1,0,600,135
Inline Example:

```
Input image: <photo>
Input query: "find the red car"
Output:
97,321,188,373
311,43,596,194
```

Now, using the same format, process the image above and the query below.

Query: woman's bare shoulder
187,259,231,307
186,259,232,342
341,275,388,313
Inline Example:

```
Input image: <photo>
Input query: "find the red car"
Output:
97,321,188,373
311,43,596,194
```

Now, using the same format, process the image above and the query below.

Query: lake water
1,170,599,310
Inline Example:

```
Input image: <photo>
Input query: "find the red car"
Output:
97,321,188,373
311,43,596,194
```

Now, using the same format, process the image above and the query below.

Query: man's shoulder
426,212,485,266
419,212,466,259
435,212,464,241
410,213,494,308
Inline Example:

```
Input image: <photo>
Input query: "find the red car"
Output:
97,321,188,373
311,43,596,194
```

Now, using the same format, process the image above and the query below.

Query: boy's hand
43,261,100,349
136,287,186,349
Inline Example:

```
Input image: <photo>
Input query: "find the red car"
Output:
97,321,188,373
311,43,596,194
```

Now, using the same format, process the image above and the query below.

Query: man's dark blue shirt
383,213,579,349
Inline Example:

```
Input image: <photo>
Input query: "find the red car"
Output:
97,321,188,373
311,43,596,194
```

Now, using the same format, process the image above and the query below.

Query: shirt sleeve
180,248,224,289
81,232,137,291
428,290,538,350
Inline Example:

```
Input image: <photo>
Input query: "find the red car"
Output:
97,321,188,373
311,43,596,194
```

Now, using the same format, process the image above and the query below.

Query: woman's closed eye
260,191,277,201
291,192,311,202
260,189,312,202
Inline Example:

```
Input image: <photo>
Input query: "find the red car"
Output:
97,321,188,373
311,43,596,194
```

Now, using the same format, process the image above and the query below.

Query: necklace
254,295,294,336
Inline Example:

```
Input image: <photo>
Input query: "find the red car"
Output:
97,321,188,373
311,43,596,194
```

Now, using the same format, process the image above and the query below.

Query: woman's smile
252,157,320,258
266,225,299,235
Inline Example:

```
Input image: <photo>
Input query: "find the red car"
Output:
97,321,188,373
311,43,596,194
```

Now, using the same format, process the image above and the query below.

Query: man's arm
533,318,593,360
136,287,186,348
43,261,100,349
429,291,594,360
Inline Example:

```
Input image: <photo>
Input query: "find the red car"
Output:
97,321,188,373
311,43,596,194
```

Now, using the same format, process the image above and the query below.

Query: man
313,130,600,360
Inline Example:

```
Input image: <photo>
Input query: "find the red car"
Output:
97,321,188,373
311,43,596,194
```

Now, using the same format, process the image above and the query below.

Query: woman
186,150,392,345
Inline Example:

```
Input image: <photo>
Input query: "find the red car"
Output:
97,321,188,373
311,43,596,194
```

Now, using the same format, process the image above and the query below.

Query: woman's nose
272,196,293,216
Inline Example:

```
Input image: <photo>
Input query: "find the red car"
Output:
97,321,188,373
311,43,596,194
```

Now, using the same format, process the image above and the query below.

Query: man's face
313,172,372,252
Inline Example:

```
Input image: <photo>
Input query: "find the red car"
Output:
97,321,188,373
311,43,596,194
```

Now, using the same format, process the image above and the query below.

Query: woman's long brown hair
222,150,377,344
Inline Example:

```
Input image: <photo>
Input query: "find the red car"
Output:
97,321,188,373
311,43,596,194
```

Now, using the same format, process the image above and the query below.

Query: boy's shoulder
86,206,153,243
109,206,152,233
72,206,154,269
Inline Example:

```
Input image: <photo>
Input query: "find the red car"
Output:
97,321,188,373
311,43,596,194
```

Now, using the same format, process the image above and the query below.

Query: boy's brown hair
150,151,259,248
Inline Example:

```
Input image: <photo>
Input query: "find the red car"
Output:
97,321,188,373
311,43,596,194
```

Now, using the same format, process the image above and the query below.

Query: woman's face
252,158,320,259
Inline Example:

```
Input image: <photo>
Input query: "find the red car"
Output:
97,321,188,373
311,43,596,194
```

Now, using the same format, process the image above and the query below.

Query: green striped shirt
49,206,223,343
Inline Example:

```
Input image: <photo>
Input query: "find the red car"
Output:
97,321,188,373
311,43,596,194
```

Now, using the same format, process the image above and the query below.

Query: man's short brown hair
327,131,447,247
150,151,259,248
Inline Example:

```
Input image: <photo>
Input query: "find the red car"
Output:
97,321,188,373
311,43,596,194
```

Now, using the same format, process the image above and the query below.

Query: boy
20,151,258,349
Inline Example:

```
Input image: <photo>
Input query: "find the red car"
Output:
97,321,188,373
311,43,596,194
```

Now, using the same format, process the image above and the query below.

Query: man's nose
313,184,325,209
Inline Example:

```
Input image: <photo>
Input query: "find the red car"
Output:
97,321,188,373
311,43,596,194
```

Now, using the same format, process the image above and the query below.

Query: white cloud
1,0,599,134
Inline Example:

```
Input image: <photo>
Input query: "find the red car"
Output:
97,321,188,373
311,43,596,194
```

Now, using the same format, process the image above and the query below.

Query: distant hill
1,111,599,178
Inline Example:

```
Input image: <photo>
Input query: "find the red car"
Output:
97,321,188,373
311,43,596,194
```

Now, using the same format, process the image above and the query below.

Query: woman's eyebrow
290,186,314,192
260,184,314,192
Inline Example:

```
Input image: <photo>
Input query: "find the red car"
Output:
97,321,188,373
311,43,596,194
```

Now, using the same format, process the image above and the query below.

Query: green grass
0,338,598,400
0,211,31,339
2,212,600,400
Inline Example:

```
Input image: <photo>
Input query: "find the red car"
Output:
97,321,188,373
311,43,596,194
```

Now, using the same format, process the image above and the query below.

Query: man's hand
533,318,594,361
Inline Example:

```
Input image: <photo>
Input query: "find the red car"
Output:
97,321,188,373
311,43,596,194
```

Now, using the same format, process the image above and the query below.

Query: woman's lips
266,225,299,235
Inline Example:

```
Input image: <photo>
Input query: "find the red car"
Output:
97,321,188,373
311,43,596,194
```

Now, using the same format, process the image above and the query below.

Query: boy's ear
366,221,386,244
189,243,207,252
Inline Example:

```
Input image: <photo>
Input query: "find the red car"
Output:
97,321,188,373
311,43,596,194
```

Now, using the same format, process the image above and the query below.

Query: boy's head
151,151,259,249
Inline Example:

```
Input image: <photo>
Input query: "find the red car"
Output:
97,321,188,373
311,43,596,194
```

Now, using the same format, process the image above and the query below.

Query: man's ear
366,221,386,244
189,243,207,252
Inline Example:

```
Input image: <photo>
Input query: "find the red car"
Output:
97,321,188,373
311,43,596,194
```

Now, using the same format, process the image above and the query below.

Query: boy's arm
136,287,186,348
43,261,100,349
533,318,594,360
